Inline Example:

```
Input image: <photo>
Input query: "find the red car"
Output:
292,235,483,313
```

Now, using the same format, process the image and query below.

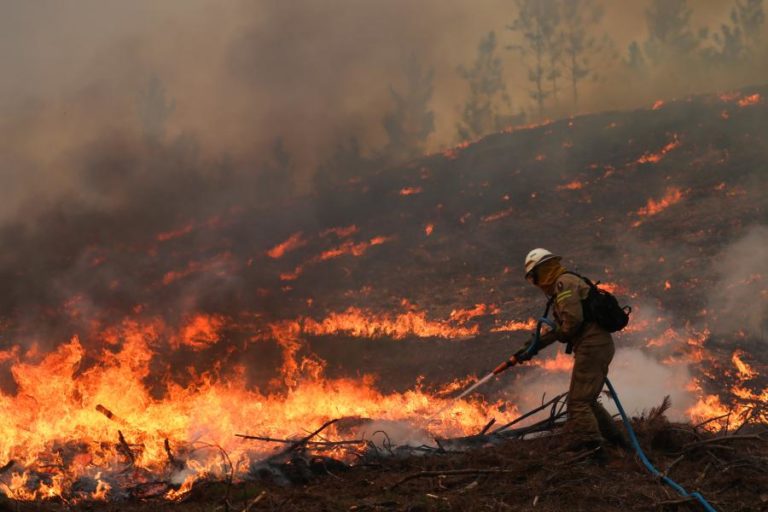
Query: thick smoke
707,225,768,340
1,0,767,215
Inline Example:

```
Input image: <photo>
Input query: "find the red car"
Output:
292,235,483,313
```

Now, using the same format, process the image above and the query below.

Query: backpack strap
561,270,597,289
550,271,593,355
543,294,555,318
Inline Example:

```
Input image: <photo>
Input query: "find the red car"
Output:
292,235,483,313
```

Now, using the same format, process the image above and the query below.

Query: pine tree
456,32,514,140
561,0,609,106
382,54,435,161
643,0,700,64
260,137,294,201
508,0,560,118
137,75,175,144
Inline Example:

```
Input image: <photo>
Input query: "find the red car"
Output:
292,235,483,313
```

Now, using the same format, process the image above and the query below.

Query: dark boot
592,401,629,449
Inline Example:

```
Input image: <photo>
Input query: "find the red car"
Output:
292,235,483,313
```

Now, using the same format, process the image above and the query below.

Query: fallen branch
491,392,567,434
389,468,517,490
235,434,363,447
693,413,731,431
96,404,126,425
117,430,135,465
683,433,765,451
242,490,267,512
264,419,339,463
165,438,185,471
479,419,496,435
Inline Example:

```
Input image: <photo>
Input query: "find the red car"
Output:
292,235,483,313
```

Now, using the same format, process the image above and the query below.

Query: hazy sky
0,0,760,215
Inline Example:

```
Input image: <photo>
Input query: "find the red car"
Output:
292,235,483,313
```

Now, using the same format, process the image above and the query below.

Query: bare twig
235,434,364,447
491,392,568,434
265,419,339,463
389,468,517,490
164,438,185,471
96,404,126,425
242,491,267,512
683,433,764,451
117,430,135,465
694,413,731,431
663,454,686,477
479,419,496,435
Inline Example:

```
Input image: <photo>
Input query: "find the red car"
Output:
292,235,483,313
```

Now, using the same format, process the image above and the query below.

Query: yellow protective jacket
538,272,612,352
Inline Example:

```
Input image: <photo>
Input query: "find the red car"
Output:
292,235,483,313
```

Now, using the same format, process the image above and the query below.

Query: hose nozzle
492,356,518,375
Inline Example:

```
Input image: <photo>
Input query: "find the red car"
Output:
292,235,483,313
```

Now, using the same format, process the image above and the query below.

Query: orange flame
320,225,358,238
557,180,585,191
632,187,684,227
267,232,307,259
399,186,422,196
481,208,514,223
636,135,681,164
156,223,194,242
737,93,761,107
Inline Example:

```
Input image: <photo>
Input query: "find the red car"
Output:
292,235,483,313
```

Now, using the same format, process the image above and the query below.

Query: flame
651,100,664,110
279,235,393,281
636,134,681,164
632,187,684,226
442,140,470,160
0,312,514,502
687,394,730,429
162,253,235,285
718,91,741,102
176,314,225,350
399,186,422,196
731,350,757,380
449,304,499,323
156,223,194,242
320,225,358,238
319,236,392,261
424,223,434,236
267,232,307,259
557,180,585,191
481,208,514,223
737,93,761,107
531,352,573,372
302,306,479,339
490,318,537,333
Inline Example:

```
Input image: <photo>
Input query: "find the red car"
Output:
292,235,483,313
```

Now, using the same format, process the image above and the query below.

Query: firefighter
518,248,624,454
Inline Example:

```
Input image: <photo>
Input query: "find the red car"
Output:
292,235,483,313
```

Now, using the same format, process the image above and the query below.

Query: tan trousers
567,336,615,442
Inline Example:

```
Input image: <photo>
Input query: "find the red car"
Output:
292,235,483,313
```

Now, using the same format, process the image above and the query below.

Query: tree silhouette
703,0,765,64
137,75,175,144
561,0,608,106
382,54,435,161
456,32,516,140
507,0,560,118
642,0,700,64
260,137,294,201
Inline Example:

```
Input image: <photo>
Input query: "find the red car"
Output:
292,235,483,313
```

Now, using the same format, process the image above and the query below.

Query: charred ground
0,86,766,509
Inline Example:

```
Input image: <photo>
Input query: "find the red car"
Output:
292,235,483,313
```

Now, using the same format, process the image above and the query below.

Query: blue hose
604,378,717,512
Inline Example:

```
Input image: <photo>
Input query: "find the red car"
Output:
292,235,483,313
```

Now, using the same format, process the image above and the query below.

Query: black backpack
549,271,632,333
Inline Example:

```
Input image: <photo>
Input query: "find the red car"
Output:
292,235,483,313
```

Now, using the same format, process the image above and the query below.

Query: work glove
514,334,538,362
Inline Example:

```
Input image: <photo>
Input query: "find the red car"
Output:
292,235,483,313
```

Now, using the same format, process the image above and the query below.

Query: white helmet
524,248,560,277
